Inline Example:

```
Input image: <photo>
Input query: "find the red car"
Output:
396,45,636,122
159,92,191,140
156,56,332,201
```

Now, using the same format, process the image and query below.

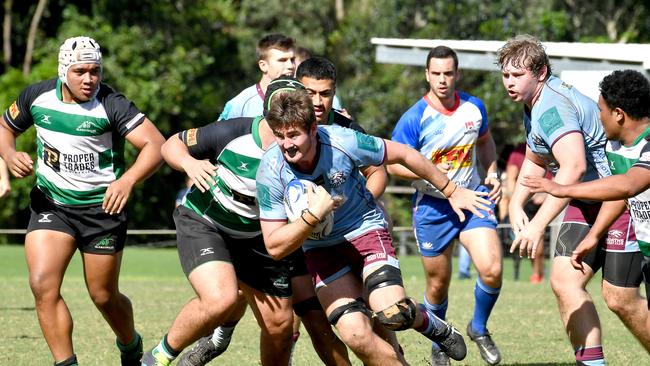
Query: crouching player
256,88,493,364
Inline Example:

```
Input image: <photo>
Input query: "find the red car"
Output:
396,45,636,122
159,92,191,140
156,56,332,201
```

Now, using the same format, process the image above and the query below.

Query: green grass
0,245,647,365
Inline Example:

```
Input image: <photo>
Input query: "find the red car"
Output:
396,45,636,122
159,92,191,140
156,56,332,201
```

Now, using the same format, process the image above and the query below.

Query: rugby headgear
263,76,305,117
58,36,102,85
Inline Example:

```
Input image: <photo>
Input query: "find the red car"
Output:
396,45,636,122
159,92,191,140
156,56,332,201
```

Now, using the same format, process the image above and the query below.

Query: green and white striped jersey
606,127,650,255
178,117,266,238
3,78,145,206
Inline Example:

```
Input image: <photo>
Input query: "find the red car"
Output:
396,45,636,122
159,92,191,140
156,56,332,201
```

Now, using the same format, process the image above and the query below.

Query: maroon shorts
304,229,400,289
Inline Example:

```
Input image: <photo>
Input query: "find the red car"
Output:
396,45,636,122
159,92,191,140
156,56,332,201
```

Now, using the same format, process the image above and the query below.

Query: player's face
273,123,318,169
501,61,545,107
300,77,335,124
261,48,295,80
64,63,101,103
597,95,621,140
425,57,458,102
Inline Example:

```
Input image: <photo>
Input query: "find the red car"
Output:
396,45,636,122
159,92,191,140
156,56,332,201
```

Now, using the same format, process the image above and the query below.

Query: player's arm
476,130,501,203
508,149,546,232
161,132,217,193
511,132,587,257
0,155,10,198
261,185,336,260
0,116,33,178
103,117,165,214
360,165,387,199
523,165,650,201
383,139,490,222
571,200,627,270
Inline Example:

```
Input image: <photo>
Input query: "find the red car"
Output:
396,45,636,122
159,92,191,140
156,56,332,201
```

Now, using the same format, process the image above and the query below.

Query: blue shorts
413,185,497,257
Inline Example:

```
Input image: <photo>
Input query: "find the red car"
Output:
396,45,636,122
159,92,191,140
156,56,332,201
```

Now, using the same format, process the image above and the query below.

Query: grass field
1,244,647,365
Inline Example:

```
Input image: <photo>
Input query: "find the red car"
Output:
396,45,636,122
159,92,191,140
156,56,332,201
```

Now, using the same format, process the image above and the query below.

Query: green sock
117,332,143,357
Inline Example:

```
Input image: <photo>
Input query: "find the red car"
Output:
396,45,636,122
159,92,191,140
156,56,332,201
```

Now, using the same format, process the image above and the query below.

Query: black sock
163,334,181,357
54,354,78,366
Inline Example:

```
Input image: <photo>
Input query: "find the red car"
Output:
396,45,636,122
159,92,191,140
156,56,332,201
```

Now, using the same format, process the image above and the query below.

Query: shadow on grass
0,306,35,311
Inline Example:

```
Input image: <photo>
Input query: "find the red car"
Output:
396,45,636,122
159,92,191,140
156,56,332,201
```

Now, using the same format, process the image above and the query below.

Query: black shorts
287,249,309,278
27,187,127,254
642,256,650,309
174,206,292,298
555,222,643,288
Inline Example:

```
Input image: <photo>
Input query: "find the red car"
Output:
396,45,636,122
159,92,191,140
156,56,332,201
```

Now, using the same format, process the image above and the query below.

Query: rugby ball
283,179,334,240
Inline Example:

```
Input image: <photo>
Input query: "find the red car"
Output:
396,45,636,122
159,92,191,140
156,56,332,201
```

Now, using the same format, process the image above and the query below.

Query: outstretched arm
0,116,33,178
0,156,10,198
161,133,218,193
103,118,165,214
476,130,501,203
383,139,490,222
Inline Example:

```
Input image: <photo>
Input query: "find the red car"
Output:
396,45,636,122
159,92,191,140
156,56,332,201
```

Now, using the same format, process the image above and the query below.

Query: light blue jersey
524,76,610,182
257,125,386,250
218,84,264,120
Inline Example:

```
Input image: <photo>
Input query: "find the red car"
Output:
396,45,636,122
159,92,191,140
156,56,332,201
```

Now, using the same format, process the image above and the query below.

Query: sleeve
218,100,233,121
256,153,289,221
507,144,526,169
391,103,422,149
633,139,650,170
2,82,48,132
537,99,581,148
101,85,146,136
474,97,489,137
343,128,386,167
177,121,223,161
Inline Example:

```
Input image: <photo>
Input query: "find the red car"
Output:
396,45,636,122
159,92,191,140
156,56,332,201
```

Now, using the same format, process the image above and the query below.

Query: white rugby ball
283,179,334,240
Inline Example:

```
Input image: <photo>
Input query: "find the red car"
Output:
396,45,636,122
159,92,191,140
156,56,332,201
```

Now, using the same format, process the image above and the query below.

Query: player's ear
259,59,268,74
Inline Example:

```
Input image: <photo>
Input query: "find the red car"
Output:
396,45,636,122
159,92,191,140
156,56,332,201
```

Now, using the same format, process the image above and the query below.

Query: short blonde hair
496,34,551,78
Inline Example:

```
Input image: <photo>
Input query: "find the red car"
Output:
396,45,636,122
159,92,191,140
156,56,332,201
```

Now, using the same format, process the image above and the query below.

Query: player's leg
25,229,77,364
76,204,142,365
239,282,293,365
551,208,603,363
291,272,351,365
357,229,466,362
460,226,502,365
600,248,649,351
143,207,240,366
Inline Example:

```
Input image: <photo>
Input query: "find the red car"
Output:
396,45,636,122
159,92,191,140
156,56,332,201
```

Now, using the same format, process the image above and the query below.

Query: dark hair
600,70,650,120
296,56,337,83
266,90,316,132
295,46,313,63
263,76,306,116
426,46,458,70
256,34,295,61
496,34,551,79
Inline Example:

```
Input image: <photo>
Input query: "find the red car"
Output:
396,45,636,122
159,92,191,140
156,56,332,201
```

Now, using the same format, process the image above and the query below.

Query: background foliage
1,0,649,229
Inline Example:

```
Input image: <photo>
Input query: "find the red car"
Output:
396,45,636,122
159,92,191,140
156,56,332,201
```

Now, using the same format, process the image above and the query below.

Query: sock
575,346,605,366
414,304,447,339
471,277,501,335
152,334,180,364
211,325,236,347
423,296,448,350
116,332,142,356
54,354,78,366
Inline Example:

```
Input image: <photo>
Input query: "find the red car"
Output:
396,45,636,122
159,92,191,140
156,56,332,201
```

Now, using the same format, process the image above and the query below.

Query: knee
88,287,120,309
336,317,375,353
602,287,636,316
375,298,417,331
28,272,60,302
261,310,293,340
478,262,502,287
198,290,239,319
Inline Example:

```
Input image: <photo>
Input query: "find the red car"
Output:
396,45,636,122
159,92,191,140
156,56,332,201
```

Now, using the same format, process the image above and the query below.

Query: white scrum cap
58,36,102,85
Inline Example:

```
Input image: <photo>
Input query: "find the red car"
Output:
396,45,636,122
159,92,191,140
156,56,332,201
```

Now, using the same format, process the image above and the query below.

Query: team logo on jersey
354,131,380,152
41,115,51,124
94,237,115,250
43,143,61,171
238,162,249,171
38,213,53,223
185,128,198,146
610,160,616,170
430,144,474,169
464,121,478,135
606,229,625,248
328,171,346,188
539,107,564,138
76,120,99,133
8,101,19,119
199,248,214,256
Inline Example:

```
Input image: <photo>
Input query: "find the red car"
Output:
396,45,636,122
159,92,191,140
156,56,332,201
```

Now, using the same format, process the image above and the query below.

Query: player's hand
508,205,529,234
103,176,135,215
306,184,335,221
182,158,218,193
510,222,544,258
6,151,34,178
447,187,491,223
0,178,9,198
521,175,566,197
570,234,599,271
484,175,502,204
436,162,451,174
